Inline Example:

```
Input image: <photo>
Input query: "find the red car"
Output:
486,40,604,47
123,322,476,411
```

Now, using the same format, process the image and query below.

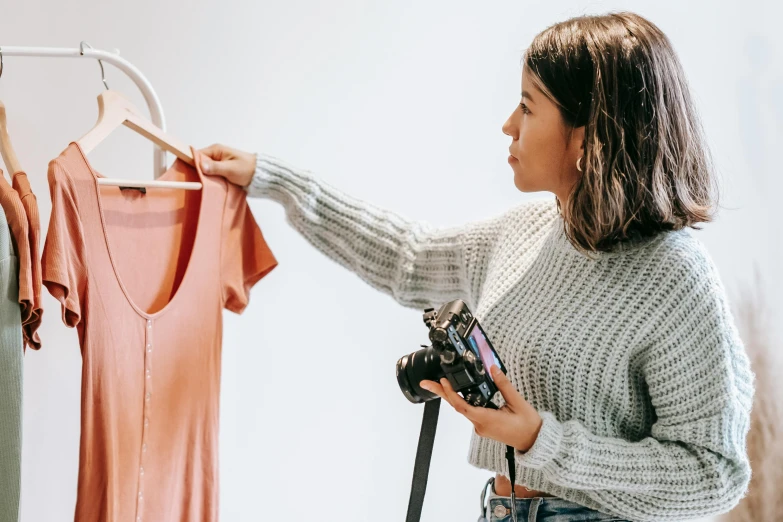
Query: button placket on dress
137,318,154,522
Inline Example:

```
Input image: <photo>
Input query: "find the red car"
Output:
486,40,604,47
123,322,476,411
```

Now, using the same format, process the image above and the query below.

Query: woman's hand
199,143,257,187
420,366,543,452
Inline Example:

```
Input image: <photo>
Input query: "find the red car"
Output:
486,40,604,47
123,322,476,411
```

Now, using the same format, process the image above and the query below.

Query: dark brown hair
524,12,718,252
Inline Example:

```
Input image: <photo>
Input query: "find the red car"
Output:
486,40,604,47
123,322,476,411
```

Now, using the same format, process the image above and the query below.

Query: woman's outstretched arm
200,144,507,309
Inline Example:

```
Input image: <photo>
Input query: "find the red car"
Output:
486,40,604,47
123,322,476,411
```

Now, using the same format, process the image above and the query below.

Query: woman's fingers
438,378,483,420
199,143,230,162
198,144,256,187
199,144,234,176
420,378,459,410
420,378,496,434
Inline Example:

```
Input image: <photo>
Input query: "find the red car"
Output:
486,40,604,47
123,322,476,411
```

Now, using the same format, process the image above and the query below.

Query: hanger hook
0,47,4,81
79,41,109,90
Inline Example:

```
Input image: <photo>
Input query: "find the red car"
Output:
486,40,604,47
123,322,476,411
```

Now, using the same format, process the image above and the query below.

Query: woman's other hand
420,366,543,452
199,143,256,187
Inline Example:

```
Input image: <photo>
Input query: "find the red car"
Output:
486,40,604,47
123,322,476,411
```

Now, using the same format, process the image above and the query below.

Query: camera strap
405,398,518,522
405,398,440,522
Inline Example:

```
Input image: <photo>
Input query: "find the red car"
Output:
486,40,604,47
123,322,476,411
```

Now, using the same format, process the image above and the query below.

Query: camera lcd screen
465,320,502,383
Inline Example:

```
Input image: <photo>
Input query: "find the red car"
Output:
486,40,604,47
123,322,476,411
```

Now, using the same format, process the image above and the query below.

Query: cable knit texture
0,204,23,522
248,152,754,522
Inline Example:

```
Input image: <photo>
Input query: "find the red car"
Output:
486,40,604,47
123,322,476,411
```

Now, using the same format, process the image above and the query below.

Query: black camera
396,299,507,408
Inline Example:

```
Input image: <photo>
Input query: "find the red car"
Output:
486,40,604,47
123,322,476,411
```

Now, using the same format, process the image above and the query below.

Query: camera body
396,299,506,408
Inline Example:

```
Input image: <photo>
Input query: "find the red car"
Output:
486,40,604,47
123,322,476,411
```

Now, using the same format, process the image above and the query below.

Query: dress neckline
70,140,207,319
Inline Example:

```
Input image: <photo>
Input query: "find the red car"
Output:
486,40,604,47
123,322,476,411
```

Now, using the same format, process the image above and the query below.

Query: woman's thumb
201,159,221,175
491,366,522,408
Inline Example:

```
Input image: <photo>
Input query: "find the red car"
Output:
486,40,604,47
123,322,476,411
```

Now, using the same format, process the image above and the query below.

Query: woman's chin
513,174,533,192
512,170,546,193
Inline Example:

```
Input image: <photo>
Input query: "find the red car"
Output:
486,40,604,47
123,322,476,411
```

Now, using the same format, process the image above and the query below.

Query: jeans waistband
480,477,626,521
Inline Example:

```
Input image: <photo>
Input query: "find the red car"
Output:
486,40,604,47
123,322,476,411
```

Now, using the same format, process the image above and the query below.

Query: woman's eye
519,103,530,114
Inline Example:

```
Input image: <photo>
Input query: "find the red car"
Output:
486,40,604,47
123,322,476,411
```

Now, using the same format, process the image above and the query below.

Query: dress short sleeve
220,182,278,314
41,160,87,328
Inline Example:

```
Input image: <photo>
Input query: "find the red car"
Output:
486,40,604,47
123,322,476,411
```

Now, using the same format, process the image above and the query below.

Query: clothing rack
0,43,169,177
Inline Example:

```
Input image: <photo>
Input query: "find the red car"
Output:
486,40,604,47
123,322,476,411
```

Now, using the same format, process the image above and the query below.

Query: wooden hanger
0,52,22,176
0,99,24,176
77,89,202,191
73,42,200,190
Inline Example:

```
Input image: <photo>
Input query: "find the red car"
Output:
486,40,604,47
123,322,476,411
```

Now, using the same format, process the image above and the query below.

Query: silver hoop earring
576,156,583,172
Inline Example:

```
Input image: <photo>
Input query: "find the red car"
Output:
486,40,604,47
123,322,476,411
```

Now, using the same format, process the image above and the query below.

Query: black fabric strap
405,398,440,522
506,445,519,521
405,398,518,522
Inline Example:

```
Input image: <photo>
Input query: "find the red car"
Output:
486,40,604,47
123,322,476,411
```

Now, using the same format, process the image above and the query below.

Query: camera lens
396,346,444,404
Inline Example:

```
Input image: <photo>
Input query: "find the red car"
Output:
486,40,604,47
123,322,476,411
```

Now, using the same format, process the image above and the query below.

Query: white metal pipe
0,45,169,177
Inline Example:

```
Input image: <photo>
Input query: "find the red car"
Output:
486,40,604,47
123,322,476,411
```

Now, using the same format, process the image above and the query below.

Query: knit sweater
248,152,754,522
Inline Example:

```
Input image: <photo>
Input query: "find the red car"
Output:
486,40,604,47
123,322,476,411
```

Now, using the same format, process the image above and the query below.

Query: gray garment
0,205,23,522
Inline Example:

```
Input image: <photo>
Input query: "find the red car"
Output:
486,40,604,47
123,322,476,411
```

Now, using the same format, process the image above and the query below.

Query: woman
200,12,754,522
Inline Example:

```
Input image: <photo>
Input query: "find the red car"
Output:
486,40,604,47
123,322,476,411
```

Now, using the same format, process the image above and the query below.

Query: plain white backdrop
0,1,780,520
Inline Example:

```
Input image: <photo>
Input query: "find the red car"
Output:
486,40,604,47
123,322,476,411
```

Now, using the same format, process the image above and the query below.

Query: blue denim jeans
479,477,631,522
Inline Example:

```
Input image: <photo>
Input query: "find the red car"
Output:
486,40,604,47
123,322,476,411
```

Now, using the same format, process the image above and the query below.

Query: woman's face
502,66,584,203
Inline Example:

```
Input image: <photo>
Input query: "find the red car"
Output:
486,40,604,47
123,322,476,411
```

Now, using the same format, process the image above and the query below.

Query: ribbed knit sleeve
12,172,43,350
0,205,23,522
509,244,754,521
0,171,34,349
247,153,507,309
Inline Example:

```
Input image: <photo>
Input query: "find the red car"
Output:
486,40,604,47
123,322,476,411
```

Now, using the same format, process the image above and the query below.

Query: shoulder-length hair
525,11,718,252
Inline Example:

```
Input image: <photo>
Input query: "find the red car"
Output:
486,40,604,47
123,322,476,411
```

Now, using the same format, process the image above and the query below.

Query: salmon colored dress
42,142,278,522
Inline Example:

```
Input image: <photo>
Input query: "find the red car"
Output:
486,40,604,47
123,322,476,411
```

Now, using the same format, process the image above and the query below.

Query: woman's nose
502,112,517,137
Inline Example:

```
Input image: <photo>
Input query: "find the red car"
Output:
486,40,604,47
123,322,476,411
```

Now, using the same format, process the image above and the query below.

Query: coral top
12,171,43,349
42,142,278,522
0,170,38,349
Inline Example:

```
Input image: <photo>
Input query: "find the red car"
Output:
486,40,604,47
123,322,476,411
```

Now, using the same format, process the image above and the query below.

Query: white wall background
0,1,780,521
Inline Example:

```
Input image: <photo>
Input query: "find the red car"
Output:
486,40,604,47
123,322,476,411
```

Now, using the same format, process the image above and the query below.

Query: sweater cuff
515,411,563,470
245,152,279,196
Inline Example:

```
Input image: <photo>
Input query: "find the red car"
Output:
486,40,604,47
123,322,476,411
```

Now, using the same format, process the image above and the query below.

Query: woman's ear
571,125,586,157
